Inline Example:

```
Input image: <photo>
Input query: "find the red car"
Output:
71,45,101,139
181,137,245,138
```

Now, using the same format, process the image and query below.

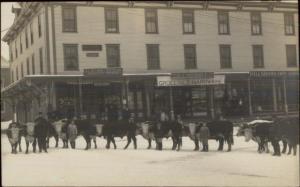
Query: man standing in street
200,123,210,152
34,112,48,153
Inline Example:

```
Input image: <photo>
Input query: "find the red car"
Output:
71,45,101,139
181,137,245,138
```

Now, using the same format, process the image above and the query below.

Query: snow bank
1,120,12,131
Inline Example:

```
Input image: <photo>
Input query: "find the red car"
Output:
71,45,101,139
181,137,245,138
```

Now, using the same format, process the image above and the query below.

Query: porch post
283,77,288,114
78,78,83,116
247,78,253,116
169,86,174,120
124,78,129,108
145,80,151,118
272,78,278,112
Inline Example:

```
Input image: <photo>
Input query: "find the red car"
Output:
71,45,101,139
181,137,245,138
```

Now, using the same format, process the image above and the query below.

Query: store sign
157,75,225,87
171,72,214,79
82,45,102,51
86,53,99,57
84,68,123,78
250,71,298,77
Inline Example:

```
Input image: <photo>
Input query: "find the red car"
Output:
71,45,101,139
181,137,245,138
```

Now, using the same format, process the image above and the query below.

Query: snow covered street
1,126,299,186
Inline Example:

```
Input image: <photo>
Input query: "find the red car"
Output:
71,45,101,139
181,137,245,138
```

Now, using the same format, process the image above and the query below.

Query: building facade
1,57,13,121
1,1,299,123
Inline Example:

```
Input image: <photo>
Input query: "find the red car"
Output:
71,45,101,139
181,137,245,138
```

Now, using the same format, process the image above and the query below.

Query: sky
1,2,15,60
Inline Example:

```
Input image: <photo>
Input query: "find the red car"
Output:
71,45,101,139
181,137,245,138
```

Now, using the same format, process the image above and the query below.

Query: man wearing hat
34,112,48,153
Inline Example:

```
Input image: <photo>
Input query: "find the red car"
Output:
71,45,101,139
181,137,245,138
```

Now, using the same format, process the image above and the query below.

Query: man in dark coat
200,123,210,152
34,112,48,153
270,115,281,156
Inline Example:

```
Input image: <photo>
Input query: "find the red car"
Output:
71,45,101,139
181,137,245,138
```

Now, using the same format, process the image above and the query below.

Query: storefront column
247,79,253,116
145,80,151,118
51,80,57,110
209,86,215,119
169,86,174,120
123,78,129,108
272,78,278,112
78,78,83,116
283,77,288,114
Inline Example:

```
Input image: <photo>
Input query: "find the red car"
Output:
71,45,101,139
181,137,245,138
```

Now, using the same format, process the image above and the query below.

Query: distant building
1,56,13,121
1,1,299,123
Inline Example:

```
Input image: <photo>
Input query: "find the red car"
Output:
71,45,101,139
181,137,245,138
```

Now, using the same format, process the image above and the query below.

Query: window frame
25,27,29,48
145,9,159,34
38,14,42,37
31,53,35,75
62,6,77,33
106,44,121,68
284,13,295,35
251,12,262,35
105,7,119,33
286,45,297,67
182,9,195,34
146,44,160,70
219,44,232,69
26,57,30,75
218,11,230,35
252,45,264,68
20,34,23,54
184,44,197,69
63,44,79,71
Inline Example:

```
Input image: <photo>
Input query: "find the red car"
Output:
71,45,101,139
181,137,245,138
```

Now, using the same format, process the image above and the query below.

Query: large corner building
1,1,299,123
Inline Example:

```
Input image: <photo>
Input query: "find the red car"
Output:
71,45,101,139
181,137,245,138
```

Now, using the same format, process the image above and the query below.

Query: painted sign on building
84,68,123,78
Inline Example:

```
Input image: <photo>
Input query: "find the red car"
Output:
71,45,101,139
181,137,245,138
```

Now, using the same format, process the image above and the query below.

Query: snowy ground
1,123,299,186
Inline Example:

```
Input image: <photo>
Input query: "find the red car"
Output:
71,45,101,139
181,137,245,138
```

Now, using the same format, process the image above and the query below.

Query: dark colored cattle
273,116,299,156
34,117,49,153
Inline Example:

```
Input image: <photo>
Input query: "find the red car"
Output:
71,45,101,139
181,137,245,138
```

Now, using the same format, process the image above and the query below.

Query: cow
179,119,234,152
237,119,273,153
273,116,299,156
24,122,38,154
51,118,69,148
6,122,25,154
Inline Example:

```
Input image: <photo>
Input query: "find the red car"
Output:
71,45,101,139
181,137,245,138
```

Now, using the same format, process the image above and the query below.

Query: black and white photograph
1,1,299,186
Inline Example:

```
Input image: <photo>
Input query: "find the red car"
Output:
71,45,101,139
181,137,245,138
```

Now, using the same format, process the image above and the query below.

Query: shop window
32,53,35,75
218,11,230,35
62,6,77,32
286,80,299,111
252,79,273,112
182,10,194,34
105,8,119,33
284,13,295,35
146,44,160,70
145,9,158,33
63,44,79,71
26,57,30,75
219,45,232,69
106,44,120,68
39,47,44,73
286,45,297,67
253,45,264,68
251,12,262,35
184,44,197,69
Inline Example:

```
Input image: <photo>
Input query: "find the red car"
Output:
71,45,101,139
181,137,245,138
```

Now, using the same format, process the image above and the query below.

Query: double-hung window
286,45,297,67
218,11,230,35
63,44,79,70
62,6,77,32
145,9,158,33
251,12,262,35
219,45,232,68
105,8,119,33
146,44,160,70
284,13,295,35
182,10,195,34
252,45,264,68
184,44,197,69
106,44,120,68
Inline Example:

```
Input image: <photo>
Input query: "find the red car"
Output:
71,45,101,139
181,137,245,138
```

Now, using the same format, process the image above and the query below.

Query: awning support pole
283,77,288,114
248,78,253,116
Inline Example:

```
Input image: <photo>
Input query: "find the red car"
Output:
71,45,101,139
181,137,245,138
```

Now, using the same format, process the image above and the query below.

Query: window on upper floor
286,45,297,67
145,9,158,34
105,8,119,33
11,70,14,83
184,44,197,69
26,57,30,75
32,53,35,75
63,44,79,71
106,44,120,68
146,44,160,70
39,47,44,74
30,23,34,45
284,13,295,35
218,11,230,35
219,44,232,68
182,10,195,34
15,41,18,59
20,34,23,54
252,45,264,68
21,63,24,78
62,6,77,32
10,45,13,61
38,15,42,37
251,12,262,35
25,27,29,48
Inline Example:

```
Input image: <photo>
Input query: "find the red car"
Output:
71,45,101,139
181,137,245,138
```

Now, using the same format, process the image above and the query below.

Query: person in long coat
200,123,210,152
67,120,78,149
34,112,48,153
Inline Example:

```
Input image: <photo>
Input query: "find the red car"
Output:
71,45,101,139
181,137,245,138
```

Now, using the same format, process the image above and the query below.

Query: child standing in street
68,120,78,149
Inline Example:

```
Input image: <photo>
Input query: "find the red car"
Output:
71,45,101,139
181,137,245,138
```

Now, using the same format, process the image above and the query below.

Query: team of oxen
5,113,299,156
